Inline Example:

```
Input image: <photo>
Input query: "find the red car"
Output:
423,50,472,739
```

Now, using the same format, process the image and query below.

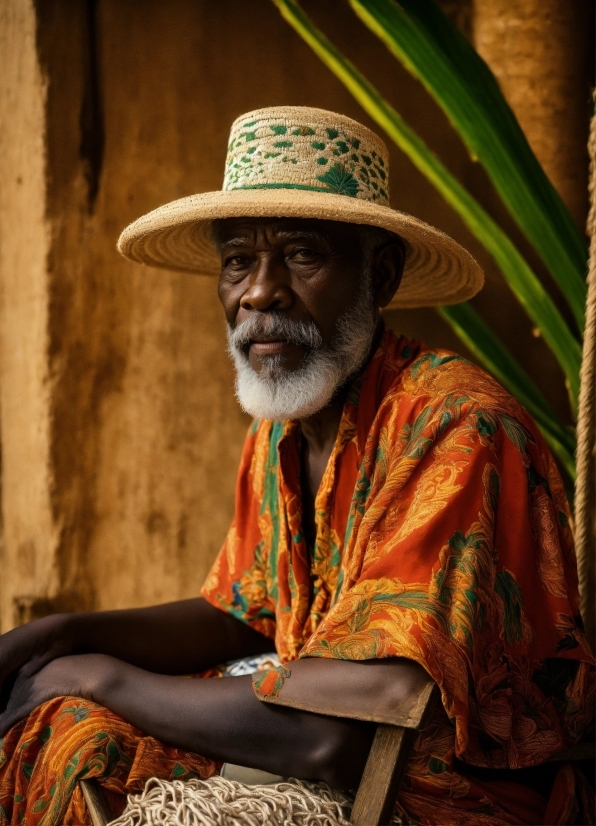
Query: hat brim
117,188,483,309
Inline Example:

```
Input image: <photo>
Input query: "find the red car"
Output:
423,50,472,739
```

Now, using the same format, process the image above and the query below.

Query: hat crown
223,106,390,207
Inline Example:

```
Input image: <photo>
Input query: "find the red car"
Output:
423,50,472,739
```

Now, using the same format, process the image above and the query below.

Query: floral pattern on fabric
0,694,218,826
202,328,594,825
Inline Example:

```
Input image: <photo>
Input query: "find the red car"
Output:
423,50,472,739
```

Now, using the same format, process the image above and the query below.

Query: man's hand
0,614,76,709
0,653,113,737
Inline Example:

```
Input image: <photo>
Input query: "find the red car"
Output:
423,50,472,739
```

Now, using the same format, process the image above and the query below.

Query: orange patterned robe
202,328,594,825
0,690,220,825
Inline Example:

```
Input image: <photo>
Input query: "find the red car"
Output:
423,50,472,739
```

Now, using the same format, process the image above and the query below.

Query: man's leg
0,695,219,826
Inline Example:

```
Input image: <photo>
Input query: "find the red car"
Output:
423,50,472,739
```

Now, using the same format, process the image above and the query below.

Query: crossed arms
0,598,425,788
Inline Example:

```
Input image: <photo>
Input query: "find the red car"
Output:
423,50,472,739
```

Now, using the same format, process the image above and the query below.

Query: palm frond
351,0,587,331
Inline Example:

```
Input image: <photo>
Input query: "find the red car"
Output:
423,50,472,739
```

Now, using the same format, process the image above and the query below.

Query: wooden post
351,724,415,826
80,780,111,826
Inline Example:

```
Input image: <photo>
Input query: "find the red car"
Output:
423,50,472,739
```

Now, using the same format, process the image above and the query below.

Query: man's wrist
83,653,126,706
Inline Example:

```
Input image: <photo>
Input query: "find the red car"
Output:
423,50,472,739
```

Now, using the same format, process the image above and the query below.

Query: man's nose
240,255,292,312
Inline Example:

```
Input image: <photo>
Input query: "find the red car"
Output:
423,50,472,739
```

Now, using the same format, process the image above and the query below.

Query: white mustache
228,312,323,353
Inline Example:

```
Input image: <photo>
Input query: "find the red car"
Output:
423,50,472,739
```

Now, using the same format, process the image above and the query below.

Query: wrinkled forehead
210,216,358,249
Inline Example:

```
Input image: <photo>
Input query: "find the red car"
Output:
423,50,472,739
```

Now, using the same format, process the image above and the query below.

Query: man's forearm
93,655,375,788
71,598,272,674
0,652,423,787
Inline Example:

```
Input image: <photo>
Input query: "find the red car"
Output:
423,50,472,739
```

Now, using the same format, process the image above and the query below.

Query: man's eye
291,247,317,261
225,254,250,269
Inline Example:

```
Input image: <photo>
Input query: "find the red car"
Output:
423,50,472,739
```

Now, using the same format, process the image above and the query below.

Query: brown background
0,0,592,631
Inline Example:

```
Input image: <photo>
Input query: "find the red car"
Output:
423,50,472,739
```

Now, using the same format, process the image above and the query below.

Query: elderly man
0,107,592,826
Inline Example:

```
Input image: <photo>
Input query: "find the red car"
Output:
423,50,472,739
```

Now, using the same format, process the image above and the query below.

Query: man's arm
0,653,426,788
70,598,273,673
0,598,272,701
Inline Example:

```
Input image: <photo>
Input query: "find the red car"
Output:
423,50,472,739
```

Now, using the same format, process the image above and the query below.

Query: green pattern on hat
224,111,390,205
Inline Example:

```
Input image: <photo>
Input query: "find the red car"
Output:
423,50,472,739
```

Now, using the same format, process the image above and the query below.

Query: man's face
216,217,367,375
214,216,403,421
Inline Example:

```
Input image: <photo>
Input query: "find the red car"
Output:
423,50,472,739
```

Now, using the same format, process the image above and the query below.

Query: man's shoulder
383,335,527,423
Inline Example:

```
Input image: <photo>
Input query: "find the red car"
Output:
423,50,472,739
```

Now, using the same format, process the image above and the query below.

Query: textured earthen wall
0,0,592,630
0,0,60,630
473,0,593,229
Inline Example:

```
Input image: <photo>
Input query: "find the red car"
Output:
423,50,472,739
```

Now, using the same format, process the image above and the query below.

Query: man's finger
19,654,51,679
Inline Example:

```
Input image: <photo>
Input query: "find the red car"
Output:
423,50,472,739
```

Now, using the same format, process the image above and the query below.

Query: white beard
227,282,377,422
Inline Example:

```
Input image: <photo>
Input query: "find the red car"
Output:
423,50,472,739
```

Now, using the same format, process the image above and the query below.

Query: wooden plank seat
251,658,439,826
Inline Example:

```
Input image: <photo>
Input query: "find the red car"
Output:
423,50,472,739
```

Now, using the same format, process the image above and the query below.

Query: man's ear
372,238,406,309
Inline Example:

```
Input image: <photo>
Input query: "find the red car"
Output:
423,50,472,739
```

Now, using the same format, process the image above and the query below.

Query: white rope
108,775,403,826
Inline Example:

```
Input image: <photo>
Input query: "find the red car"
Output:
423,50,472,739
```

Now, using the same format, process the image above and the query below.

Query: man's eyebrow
213,229,330,251
217,236,252,249
273,230,329,244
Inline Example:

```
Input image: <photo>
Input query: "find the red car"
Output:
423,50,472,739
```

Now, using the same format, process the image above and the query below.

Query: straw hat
118,106,483,308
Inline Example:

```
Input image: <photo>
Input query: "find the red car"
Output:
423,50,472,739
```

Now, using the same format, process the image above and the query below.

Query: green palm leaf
439,303,576,478
351,0,587,331
271,0,581,407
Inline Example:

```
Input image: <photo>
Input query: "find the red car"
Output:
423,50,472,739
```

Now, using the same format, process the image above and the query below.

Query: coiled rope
108,775,403,826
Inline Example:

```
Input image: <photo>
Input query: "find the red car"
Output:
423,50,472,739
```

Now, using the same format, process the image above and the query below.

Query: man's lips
249,338,296,355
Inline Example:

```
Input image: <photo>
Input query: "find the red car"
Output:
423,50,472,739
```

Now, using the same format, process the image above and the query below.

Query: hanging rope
575,90,596,649
107,775,403,826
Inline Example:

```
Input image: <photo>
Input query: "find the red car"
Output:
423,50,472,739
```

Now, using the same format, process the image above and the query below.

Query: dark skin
0,217,422,789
